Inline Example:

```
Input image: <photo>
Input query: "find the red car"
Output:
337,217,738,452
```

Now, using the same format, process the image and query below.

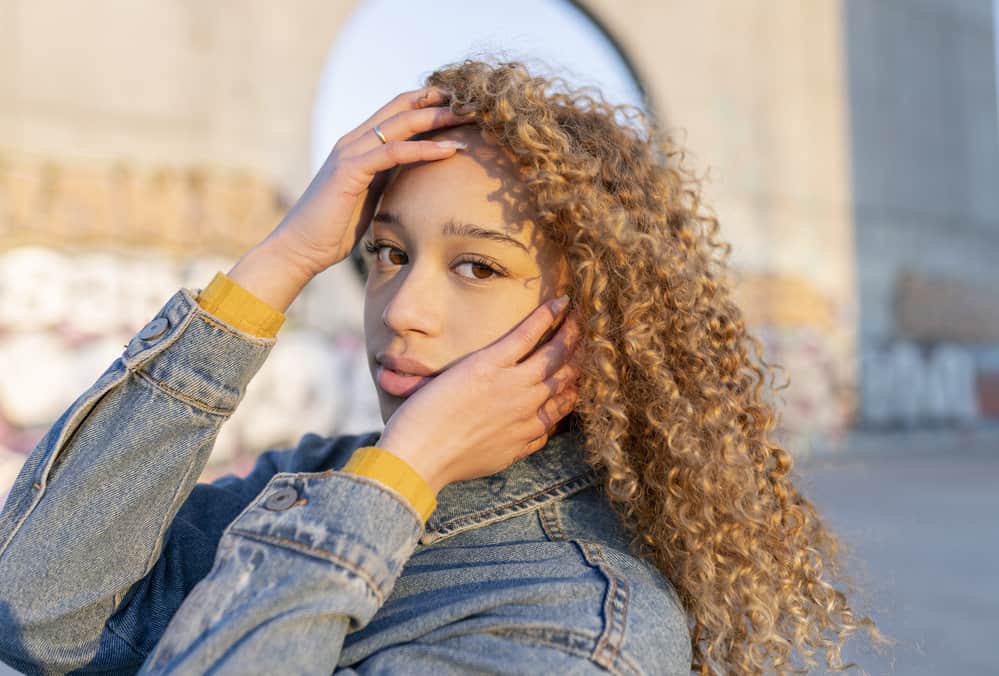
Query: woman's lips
376,365,435,398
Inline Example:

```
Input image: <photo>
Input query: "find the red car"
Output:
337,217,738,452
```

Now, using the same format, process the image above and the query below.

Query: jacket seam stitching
227,528,387,604
121,289,199,369
539,504,634,674
538,502,566,542
432,471,598,535
579,541,631,672
478,624,638,675
1,364,124,557
17,365,129,527
133,369,234,416
194,311,276,345
325,471,424,525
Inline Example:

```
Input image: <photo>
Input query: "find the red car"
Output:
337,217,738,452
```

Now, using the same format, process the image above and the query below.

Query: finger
519,433,550,461
337,140,460,250
538,359,581,399
519,389,576,464
349,139,469,179
344,168,393,252
338,87,449,148
494,295,570,367
521,307,583,382
537,385,578,431
337,105,471,244
347,105,475,155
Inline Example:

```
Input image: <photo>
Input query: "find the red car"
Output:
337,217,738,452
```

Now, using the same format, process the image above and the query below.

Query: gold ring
373,125,388,144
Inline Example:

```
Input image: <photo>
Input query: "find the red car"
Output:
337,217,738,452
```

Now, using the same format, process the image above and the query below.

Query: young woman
0,59,890,675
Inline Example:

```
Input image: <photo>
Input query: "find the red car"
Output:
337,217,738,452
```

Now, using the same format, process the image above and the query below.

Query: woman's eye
363,240,504,281
364,240,406,265
380,248,406,265
454,260,501,280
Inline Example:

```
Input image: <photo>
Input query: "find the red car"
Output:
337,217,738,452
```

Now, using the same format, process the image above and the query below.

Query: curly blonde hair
422,58,894,674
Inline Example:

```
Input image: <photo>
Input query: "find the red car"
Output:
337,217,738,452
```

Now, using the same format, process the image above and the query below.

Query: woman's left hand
376,296,582,495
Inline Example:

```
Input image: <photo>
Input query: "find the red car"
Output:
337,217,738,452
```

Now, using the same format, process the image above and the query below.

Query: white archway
310,0,648,173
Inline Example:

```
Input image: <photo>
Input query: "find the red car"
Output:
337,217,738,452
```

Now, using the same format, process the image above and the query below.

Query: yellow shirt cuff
341,446,438,524
195,271,286,338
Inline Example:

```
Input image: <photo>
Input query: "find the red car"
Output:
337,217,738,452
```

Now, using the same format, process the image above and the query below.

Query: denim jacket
0,286,691,675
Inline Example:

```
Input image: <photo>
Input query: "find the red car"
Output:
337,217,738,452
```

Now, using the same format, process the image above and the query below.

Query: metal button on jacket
263,487,299,511
138,317,169,341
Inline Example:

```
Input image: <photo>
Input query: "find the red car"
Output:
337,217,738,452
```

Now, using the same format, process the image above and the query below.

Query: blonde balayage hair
422,59,892,674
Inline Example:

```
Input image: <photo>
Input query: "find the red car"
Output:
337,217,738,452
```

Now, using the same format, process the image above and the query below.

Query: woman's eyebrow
373,211,529,254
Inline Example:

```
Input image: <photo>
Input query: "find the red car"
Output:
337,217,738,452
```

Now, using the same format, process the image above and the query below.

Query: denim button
263,486,299,511
138,317,169,341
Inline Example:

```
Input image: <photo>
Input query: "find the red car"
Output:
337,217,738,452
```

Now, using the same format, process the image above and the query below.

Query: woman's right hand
264,87,475,281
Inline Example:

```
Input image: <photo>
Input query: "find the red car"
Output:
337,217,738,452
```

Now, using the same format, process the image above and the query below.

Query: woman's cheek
462,294,537,348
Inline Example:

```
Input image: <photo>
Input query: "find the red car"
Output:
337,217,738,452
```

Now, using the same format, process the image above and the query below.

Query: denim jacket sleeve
0,286,421,675
0,286,275,673
137,470,423,675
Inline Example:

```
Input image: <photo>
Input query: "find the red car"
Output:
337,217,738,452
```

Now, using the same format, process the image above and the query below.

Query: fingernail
454,103,478,115
551,294,569,313
435,140,467,150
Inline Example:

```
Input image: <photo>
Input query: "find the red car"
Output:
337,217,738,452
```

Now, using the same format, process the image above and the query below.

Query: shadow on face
362,124,571,423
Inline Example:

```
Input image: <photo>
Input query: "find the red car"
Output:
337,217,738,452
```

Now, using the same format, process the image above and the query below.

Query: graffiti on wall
0,244,382,507
0,156,879,504
735,272,858,457
859,342,979,426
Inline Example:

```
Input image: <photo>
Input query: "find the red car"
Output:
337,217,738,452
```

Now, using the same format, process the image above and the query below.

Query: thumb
494,294,570,366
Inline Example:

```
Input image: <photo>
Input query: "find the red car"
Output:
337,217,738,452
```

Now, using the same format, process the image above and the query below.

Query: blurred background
0,1,996,674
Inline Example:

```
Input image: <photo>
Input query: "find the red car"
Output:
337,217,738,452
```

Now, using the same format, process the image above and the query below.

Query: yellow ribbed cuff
341,446,438,524
196,271,286,338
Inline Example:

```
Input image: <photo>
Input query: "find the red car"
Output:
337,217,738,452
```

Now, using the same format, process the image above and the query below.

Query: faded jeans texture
0,287,691,675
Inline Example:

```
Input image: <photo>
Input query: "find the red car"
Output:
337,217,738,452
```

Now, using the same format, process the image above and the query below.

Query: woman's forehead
414,124,523,179
374,127,568,278
379,131,537,238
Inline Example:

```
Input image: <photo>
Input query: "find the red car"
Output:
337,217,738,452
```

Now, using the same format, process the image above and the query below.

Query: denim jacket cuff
122,286,277,415
225,470,424,602
137,469,424,673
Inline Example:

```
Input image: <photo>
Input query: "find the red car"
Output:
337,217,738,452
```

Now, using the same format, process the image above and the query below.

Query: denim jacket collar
370,415,601,546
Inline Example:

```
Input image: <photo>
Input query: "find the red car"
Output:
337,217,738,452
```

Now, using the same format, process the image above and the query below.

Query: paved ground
1,427,996,675
796,427,999,675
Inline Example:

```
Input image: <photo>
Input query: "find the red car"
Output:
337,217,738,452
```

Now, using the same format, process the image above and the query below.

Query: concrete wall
844,0,999,426
0,0,350,192
0,0,864,459
1,0,996,477
589,0,859,451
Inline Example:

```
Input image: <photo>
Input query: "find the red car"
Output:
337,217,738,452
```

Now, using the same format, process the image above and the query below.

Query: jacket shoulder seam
431,470,599,538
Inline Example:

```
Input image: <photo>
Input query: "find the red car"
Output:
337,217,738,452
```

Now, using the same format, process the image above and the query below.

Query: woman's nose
381,266,440,336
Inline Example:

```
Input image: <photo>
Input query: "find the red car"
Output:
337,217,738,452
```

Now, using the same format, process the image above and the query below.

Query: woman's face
364,125,571,423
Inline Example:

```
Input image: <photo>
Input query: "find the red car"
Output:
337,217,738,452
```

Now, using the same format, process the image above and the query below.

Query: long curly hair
421,58,893,674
